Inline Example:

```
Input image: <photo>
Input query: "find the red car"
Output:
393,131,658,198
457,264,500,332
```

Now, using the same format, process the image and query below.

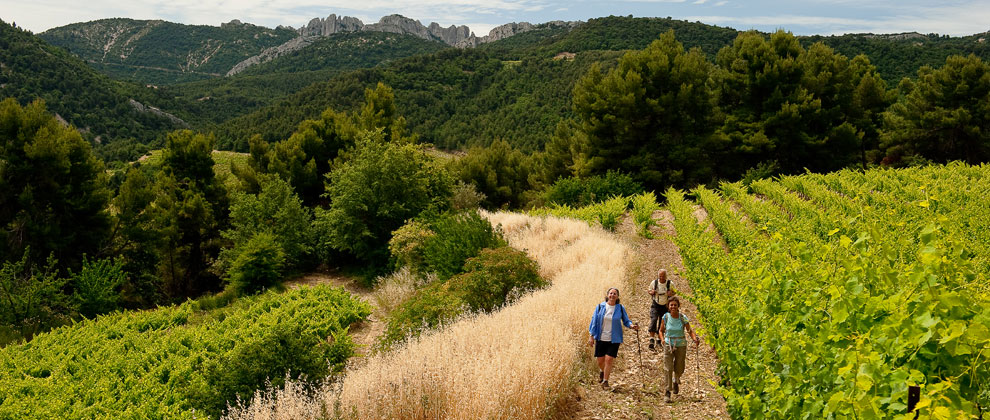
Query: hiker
647,268,674,351
588,287,639,390
659,296,699,402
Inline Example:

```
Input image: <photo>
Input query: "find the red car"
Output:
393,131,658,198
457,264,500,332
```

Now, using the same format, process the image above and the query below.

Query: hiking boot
648,339,655,351
601,380,610,390
598,371,604,383
673,380,680,395
664,391,672,403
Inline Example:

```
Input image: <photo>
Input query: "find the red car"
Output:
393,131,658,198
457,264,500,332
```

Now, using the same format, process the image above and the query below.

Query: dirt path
285,271,384,369
571,211,730,420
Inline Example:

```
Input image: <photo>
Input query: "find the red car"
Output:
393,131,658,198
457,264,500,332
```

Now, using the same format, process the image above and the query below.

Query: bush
450,181,486,211
448,247,546,312
0,250,72,341
388,220,435,272
630,192,661,238
317,136,452,265
188,324,353,417
543,171,643,207
595,196,630,231
70,256,127,318
419,211,506,279
380,245,545,348
225,232,286,295
220,174,313,273
380,283,466,348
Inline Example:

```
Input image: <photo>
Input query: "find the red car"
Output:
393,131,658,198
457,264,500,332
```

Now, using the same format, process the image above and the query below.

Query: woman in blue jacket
588,287,638,389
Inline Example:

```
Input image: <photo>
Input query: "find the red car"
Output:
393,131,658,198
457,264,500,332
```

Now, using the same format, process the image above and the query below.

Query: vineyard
0,286,370,419
666,162,989,418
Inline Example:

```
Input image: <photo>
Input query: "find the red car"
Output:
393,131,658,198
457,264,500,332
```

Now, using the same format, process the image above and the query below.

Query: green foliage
630,192,661,238
447,246,545,312
388,220,435,273
0,285,370,418
418,211,507,279
224,232,286,296
665,164,990,418
542,171,643,207
380,282,465,347
449,180,486,210
451,139,535,209
0,251,71,342
189,324,348,417
715,31,890,175
316,136,452,265
40,18,299,85
530,195,630,232
220,175,313,274
148,131,229,299
572,31,724,191
881,54,990,165
0,98,110,270
0,20,183,147
381,245,544,347
70,256,127,318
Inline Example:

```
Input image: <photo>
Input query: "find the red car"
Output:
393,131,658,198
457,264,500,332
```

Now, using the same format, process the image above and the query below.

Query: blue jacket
588,302,634,343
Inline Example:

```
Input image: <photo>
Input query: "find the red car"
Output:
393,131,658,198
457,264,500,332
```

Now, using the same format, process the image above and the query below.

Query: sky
2,0,989,38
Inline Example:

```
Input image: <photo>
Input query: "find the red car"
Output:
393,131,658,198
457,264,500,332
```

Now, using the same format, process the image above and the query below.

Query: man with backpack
647,268,674,351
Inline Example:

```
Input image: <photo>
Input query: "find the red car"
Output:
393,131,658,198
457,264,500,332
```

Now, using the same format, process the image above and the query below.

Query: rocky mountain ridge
226,14,577,75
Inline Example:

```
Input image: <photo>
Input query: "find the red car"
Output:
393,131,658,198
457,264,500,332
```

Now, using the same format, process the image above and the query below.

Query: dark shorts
649,302,669,333
594,340,621,358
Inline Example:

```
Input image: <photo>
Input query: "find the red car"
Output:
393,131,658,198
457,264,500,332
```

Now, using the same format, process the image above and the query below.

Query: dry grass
371,267,434,315
223,212,630,420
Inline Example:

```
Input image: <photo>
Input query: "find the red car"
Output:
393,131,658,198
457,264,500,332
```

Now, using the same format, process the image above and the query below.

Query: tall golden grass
223,212,630,420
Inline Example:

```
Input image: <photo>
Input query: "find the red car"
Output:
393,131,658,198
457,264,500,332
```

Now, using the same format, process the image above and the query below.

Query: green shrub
595,196,630,231
543,171,643,207
189,324,350,417
70,256,127,318
0,250,72,341
449,247,546,312
380,283,466,348
225,232,286,295
631,192,661,238
381,245,545,348
419,211,506,279
450,181,486,211
388,220,435,272
317,136,452,265
220,174,313,272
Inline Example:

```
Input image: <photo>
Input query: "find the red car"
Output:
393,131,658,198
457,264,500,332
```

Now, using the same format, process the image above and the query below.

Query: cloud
693,0,708,4
714,1,727,6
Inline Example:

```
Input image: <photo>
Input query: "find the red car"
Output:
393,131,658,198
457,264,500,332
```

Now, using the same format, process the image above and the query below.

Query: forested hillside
0,20,184,149
40,18,298,84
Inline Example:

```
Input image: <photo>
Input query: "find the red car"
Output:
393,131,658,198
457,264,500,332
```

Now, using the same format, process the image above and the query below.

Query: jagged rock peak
298,14,364,37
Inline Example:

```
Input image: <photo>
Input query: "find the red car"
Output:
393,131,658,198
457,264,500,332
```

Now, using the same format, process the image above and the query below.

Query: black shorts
594,340,621,358
649,302,669,333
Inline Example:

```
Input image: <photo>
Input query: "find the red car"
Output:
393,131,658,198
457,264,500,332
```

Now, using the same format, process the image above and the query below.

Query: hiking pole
694,340,701,400
635,326,646,389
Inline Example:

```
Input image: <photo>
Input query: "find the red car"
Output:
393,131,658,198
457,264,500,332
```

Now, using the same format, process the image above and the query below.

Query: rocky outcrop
298,14,363,37
227,35,319,75
228,14,579,75
128,99,188,128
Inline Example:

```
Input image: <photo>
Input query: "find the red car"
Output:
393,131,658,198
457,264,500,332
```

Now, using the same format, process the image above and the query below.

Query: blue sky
2,0,988,37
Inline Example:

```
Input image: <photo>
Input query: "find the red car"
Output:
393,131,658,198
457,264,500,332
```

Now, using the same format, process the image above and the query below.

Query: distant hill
40,18,298,84
802,32,990,83
157,32,454,129
0,19,186,149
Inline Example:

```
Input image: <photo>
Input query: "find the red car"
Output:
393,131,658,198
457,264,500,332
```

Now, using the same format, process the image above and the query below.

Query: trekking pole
694,340,701,400
635,326,646,389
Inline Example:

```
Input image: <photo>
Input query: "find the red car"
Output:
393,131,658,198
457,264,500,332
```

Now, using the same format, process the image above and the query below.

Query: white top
651,279,670,305
600,304,616,342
